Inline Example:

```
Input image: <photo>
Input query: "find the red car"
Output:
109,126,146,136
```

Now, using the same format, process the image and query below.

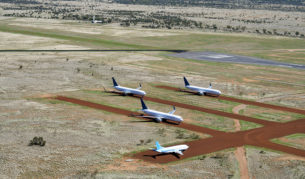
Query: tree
212,24,217,31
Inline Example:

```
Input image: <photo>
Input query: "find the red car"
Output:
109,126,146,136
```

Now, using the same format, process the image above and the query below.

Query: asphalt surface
169,51,305,70
0,49,187,53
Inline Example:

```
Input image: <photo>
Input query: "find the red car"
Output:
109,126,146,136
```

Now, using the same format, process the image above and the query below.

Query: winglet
169,106,176,114
140,98,148,110
155,141,163,150
112,77,118,87
183,77,190,86
137,83,142,90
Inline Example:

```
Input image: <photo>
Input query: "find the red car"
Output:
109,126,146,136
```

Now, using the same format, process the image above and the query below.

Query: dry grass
0,17,304,178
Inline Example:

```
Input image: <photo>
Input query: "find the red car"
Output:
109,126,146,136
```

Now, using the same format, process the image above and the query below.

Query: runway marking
205,55,233,59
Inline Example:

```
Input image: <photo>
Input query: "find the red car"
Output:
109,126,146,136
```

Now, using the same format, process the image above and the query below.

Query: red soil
54,96,305,164
155,85,305,115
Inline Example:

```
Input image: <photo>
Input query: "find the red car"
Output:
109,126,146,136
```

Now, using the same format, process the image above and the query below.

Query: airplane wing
175,150,183,155
124,90,131,94
134,115,163,122
155,117,163,122
138,116,157,118
168,106,176,114
198,91,205,95
136,83,142,90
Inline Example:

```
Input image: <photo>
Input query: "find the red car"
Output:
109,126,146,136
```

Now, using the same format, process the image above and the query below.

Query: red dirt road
141,96,276,126
134,119,305,163
54,96,305,164
54,96,223,136
155,85,305,115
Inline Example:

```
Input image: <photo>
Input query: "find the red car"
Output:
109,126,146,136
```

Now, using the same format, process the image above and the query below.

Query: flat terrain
169,51,305,69
0,17,304,178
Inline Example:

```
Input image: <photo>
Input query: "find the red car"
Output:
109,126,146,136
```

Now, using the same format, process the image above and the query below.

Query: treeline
0,0,41,4
113,0,305,11
113,0,305,6
4,9,304,38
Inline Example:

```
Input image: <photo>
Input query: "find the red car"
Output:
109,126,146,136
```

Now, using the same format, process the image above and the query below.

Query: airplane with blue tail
112,77,146,96
152,141,189,156
183,77,221,96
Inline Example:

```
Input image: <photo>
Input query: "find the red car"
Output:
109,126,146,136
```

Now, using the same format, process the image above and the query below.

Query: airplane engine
155,118,162,123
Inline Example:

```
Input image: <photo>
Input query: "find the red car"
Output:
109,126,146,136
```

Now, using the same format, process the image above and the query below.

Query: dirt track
140,96,275,126
54,96,223,136
155,85,305,115
54,96,305,164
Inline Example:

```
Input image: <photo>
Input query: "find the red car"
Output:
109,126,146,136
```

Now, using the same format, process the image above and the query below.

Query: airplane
92,15,102,24
139,98,183,124
112,77,146,96
152,141,189,156
183,76,221,96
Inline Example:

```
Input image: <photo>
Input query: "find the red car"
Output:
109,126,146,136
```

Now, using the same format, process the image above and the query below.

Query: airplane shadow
144,152,180,159
128,115,180,125
107,91,143,98
162,119,180,125
179,91,219,97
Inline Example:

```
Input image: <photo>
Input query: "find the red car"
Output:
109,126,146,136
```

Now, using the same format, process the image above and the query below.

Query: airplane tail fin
183,77,190,86
140,98,148,110
209,82,212,89
112,77,118,87
155,141,163,150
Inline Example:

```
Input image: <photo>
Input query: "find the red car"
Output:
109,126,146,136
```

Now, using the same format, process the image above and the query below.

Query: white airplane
139,98,183,124
152,141,189,156
92,16,102,23
112,77,146,96
183,77,221,96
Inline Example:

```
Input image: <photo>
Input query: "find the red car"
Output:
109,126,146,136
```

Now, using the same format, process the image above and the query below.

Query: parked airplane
139,98,183,123
183,77,221,96
112,77,146,96
152,141,189,156
92,15,102,23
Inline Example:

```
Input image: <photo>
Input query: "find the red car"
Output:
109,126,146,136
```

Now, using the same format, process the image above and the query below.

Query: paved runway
169,51,305,70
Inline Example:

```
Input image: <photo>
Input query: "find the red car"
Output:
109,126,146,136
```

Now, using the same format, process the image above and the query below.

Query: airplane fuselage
186,85,221,96
156,144,189,154
142,109,183,123
114,86,146,96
